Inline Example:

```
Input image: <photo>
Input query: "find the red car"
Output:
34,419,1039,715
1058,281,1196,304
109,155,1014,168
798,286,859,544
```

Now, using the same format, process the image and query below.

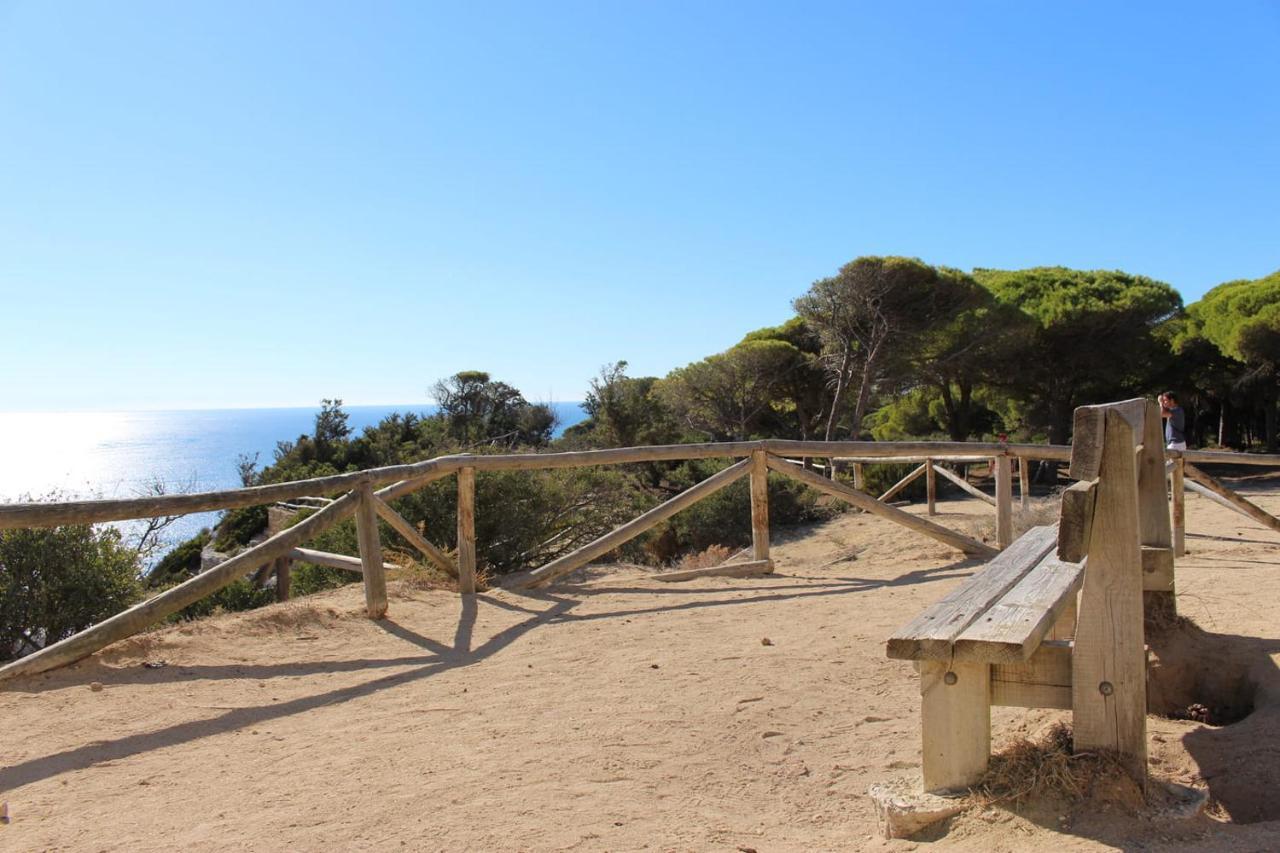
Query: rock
89,682,104,692
868,780,966,839
761,637,773,646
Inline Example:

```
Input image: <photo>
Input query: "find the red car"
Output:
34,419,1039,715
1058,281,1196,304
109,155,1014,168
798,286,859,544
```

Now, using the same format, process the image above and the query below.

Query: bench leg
920,661,991,792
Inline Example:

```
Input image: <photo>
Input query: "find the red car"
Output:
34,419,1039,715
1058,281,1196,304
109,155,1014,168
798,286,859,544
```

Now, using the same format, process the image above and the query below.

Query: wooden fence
1,438,1278,685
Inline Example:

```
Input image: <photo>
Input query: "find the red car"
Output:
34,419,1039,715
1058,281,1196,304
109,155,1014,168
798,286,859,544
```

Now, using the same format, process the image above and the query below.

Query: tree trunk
823,350,853,443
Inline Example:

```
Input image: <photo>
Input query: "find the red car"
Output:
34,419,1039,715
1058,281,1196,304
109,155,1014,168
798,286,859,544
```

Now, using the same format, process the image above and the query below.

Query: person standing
1160,392,1187,450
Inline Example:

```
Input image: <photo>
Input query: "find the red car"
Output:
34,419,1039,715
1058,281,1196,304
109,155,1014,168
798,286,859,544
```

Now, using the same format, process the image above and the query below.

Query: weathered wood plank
356,483,388,619
767,455,997,560
926,459,937,516
931,464,997,506
519,458,753,589
990,641,1072,709
1057,480,1097,562
920,661,991,792
1018,457,1031,510
952,551,1084,664
995,455,1014,549
1141,545,1175,592
1068,398,1147,481
886,526,1057,661
1071,409,1147,782
654,559,774,582
749,450,771,564
1171,457,1185,557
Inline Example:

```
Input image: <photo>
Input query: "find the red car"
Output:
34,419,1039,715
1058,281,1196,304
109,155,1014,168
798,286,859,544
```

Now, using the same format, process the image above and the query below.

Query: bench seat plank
952,553,1084,663
886,526,1058,661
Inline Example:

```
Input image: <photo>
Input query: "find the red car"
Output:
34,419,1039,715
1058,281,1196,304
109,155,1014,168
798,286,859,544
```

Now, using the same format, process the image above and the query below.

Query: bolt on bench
886,398,1176,792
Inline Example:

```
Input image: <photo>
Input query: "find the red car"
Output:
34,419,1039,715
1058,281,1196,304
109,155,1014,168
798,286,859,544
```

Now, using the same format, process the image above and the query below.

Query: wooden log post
1019,457,1031,510
1071,409,1147,783
457,466,477,595
853,462,865,492
274,556,292,603
926,459,937,516
356,482,388,619
749,449,771,567
920,661,991,791
995,455,1014,550
1171,456,1186,557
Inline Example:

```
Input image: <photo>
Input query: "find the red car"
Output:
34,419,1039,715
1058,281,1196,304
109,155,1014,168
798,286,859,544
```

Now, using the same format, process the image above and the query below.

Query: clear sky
2,1,1277,411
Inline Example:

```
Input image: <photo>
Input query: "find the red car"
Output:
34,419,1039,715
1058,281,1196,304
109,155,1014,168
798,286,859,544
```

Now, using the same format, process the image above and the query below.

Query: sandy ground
3,478,1280,852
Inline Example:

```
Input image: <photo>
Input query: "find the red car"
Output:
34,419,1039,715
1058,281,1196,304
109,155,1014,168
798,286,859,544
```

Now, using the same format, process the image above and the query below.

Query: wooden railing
2,438,1279,685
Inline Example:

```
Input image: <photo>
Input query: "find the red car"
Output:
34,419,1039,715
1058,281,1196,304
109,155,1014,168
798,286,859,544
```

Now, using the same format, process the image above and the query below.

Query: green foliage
1189,270,1280,368
974,266,1182,442
573,362,679,447
170,577,275,622
0,524,142,660
213,505,268,552
147,528,211,587
654,339,803,440
430,371,555,447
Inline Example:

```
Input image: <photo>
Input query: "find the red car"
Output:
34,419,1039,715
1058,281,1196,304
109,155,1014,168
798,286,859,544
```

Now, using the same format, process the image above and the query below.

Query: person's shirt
1165,405,1186,444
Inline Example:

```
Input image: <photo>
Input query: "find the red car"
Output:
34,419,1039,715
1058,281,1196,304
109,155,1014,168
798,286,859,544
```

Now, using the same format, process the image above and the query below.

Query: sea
0,403,587,554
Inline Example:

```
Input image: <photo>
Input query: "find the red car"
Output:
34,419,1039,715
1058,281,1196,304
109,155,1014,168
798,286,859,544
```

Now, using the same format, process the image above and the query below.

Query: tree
1,522,142,660
974,267,1182,445
653,340,797,440
1185,270,1280,448
578,361,678,448
794,257,982,440
430,371,556,447
739,318,830,440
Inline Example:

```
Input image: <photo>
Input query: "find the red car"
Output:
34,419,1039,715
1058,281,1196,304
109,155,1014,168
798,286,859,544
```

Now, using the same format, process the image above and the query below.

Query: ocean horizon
0,402,587,550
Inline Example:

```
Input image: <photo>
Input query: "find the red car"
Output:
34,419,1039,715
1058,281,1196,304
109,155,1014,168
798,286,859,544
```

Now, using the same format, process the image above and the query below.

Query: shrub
0,524,142,660
147,528,211,587
213,505,268,552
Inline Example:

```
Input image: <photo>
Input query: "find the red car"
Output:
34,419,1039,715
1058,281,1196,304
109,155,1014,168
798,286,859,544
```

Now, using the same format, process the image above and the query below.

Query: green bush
147,528,211,587
856,462,928,502
213,505,268,552
0,524,142,661
170,577,275,622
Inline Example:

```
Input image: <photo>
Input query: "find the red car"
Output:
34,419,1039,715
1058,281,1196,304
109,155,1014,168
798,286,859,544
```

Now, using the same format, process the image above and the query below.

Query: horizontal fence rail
1,436,1277,685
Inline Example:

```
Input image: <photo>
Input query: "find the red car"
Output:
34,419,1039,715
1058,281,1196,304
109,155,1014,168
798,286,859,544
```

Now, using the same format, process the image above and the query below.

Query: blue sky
2,1,1277,411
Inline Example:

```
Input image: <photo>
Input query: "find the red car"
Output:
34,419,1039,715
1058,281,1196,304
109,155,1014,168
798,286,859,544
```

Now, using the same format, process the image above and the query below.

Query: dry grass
968,497,1061,543
975,723,1133,807
673,544,736,571
384,549,469,592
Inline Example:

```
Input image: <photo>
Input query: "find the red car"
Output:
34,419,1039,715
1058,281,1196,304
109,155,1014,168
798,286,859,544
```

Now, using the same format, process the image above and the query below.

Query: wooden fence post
1071,409,1147,783
356,482,388,619
457,466,477,595
749,449,771,566
1018,457,1031,510
925,459,937,516
995,455,1013,549
1138,399,1176,616
1172,456,1185,557
274,556,292,603
853,462,865,492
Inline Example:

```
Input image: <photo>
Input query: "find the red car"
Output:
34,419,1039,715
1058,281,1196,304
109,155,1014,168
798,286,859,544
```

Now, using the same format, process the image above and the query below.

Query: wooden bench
886,398,1177,792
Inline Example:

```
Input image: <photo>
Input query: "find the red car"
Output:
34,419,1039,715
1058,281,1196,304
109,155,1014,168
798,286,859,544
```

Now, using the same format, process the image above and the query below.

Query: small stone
89,682,104,692
650,664,660,669
761,637,774,646
868,780,965,839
